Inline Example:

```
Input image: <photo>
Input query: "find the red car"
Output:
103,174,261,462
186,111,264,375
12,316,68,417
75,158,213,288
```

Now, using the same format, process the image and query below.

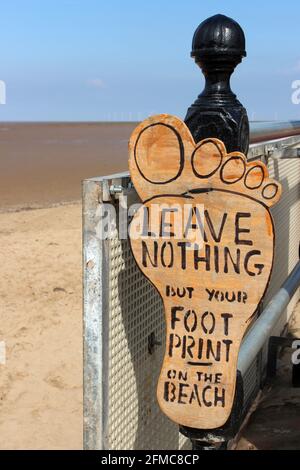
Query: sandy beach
0,123,136,449
0,203,82,449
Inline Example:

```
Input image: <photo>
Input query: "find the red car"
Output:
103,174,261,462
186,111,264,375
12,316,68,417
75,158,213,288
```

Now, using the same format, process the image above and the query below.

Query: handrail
250,121,300,144
238,260,300,376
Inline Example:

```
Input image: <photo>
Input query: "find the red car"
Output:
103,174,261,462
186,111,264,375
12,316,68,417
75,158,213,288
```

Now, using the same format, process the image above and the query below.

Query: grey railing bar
250,121,300,144
238,260,300,376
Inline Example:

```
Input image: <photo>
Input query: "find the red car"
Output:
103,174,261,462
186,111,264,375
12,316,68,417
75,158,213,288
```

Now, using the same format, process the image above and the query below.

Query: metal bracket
109,184,124,195
101,177,140,206
270,148,300,160
147,332,162,355
248,136,300,164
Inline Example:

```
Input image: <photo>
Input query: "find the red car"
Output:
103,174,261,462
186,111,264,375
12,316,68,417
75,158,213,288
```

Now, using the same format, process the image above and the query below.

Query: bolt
109,184,123,195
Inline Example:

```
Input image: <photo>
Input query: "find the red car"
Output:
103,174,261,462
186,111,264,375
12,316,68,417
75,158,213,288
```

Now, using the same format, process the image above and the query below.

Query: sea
0,122,137,211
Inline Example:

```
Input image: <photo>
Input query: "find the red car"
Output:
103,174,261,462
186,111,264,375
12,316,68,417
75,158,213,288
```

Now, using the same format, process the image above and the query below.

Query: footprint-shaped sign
128,114,281,429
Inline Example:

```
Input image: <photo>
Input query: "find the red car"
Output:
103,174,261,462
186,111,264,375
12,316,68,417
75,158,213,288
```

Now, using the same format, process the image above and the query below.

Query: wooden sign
128,114,281,429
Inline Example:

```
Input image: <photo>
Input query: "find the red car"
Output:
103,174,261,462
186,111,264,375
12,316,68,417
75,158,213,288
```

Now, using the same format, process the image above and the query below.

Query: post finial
185,14,249,155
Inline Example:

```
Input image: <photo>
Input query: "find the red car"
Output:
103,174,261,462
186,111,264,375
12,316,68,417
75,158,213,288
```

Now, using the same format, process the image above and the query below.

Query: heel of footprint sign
128,114,281,429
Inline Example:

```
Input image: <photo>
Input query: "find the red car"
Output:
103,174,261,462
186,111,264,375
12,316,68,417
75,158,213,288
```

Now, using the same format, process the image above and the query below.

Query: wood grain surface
128,114,282,429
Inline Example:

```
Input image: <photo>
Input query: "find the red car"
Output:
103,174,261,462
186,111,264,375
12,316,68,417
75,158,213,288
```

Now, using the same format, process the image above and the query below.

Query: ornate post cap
185,14,249,155
191,14,246,60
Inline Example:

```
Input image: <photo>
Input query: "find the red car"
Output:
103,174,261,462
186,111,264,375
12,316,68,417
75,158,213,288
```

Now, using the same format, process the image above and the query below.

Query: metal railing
250,121,300,144
248,121,300,161
238,260,300,376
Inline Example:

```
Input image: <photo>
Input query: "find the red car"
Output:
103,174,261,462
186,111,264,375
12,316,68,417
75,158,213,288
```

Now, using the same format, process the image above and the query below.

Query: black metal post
180,371,244,450
185,14,249,155
182,14,249,449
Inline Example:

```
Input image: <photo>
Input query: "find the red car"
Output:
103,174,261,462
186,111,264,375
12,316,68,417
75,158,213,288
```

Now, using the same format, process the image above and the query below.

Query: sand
0,203,82,449
0,122,136,449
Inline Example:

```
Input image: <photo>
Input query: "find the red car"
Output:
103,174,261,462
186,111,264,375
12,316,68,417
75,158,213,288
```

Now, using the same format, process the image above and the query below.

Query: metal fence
83,122,300,450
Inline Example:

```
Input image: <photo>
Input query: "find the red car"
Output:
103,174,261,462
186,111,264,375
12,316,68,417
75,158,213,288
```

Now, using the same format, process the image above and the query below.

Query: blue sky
0,0,300,121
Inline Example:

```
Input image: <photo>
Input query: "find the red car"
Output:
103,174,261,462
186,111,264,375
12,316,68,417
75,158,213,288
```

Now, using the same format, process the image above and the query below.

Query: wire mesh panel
242,354,261,412
108,213,190,450
266,155,300,318
83,175,190,450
